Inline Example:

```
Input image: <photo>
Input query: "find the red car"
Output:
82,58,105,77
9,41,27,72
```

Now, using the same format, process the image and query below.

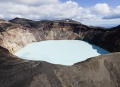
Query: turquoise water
15,40,110,65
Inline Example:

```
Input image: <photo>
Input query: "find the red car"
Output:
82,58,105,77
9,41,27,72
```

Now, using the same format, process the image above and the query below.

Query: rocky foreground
0,46,120,87
0,18,120,87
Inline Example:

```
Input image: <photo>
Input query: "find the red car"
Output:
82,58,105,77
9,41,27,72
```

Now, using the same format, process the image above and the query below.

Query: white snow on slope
14,40,110,65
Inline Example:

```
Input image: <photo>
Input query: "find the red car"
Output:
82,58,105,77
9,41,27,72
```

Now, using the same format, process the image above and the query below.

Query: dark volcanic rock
9,18,120,52
81,25,120,52
0,47,120,87
9,17,53,29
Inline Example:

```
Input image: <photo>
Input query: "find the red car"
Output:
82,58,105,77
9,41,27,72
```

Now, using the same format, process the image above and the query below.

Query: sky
0,0,120,26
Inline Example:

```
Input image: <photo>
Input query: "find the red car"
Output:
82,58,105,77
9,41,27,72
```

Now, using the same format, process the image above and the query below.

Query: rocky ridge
0,18,120,53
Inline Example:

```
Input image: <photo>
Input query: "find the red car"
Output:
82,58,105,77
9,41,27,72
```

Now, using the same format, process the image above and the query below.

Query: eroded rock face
0,25,37,53
0,46,120,87
0,18,80,53
0,17,120,53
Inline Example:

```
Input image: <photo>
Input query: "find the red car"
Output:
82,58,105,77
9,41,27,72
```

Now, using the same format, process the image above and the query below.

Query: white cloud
0,1,90,20
0,0,120,25
93,3,110,14
1,0,59,5
114,6,120,14
103,14,120,19
90,3,120,20
0,0,96,21
0,14,4,19
103,6,120,19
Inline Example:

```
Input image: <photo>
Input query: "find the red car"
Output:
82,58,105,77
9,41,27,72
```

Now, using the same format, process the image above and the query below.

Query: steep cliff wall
0,25,37,53
0,18,120,53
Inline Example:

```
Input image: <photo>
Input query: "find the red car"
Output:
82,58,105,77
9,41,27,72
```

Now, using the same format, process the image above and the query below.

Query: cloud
0,0,120,25
0,14,4,19
103,14,120,19
114,6,120,14
103,6,120,19
92,3,120,19
0,0,59,5
93,3,110,14
0,1,97,21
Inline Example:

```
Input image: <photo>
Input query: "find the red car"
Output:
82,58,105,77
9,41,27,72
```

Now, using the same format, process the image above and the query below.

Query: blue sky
61,0,120,7
0,0,120,26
